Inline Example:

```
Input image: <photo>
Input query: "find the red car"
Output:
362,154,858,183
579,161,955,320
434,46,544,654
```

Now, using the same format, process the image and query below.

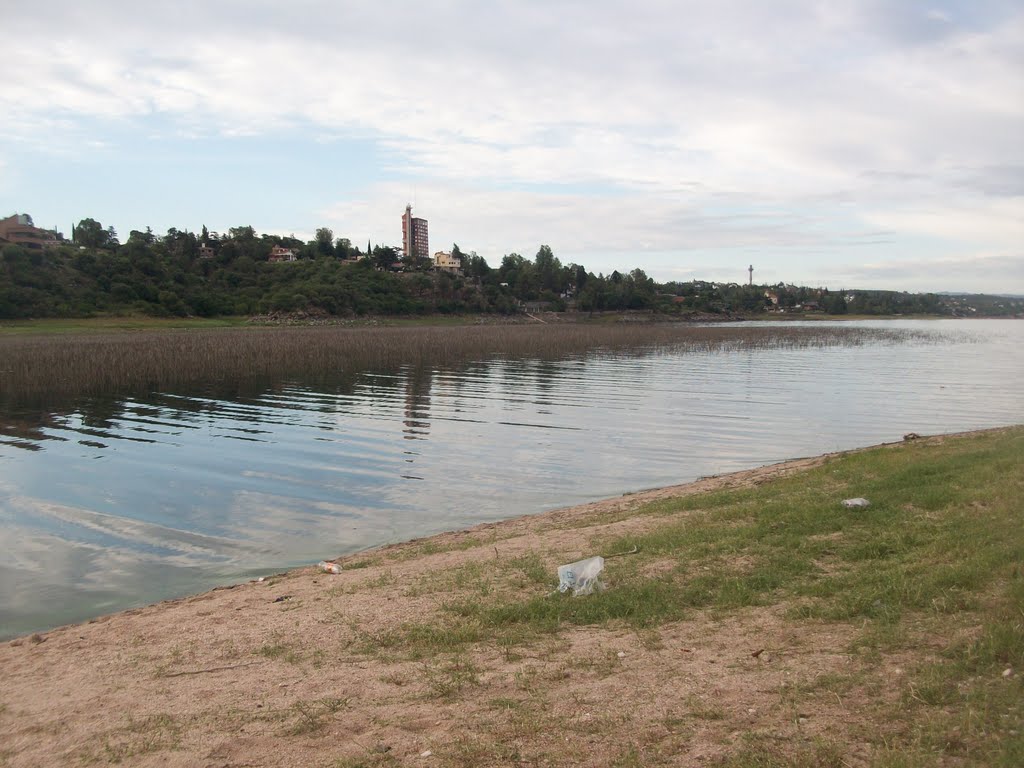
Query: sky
1,0,1022,293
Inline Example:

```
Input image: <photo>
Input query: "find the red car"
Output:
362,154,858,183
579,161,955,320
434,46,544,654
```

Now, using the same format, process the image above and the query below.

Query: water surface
1,319,1021,638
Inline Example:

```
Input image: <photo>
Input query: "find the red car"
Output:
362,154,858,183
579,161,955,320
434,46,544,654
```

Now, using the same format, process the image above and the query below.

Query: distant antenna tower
748,265,754,286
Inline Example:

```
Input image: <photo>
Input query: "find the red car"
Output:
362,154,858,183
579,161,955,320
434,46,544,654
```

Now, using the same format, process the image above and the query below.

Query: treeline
2,218,1016,320
0,220,667,319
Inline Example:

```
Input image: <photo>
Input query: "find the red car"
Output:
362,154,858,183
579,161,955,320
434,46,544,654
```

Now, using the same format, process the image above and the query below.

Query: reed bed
0,323,935,403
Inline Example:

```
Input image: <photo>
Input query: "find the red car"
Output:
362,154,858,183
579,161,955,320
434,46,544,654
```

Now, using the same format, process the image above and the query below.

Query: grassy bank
346,427,1024,766
0,315,253,335
1,428,1020,766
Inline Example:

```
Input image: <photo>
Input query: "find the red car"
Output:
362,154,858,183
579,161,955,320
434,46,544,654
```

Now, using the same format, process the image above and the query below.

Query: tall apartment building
401,204,429,261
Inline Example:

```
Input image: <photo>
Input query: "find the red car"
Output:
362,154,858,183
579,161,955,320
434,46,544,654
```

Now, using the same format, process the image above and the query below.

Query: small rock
372,744,391,754
256,576,266,583
29,633,45,644
798,717,808,725
617,651,626,659
420,750,433,758
1003,668,1013,678
903,432,921,441
747,708,757,715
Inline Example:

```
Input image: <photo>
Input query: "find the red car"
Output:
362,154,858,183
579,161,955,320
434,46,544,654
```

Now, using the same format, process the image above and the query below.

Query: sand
0,445,926,767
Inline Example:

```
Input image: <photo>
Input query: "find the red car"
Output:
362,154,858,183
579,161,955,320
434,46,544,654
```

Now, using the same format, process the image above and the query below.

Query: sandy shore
0,436,964,766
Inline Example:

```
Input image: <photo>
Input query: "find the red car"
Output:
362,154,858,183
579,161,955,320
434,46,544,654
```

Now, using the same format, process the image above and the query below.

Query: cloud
833,251,1024,291
2,1,1022,291
321,181,839,262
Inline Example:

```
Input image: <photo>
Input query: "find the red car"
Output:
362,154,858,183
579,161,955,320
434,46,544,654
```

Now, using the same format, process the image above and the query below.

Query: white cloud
831,251,1024,292
2,1,1023,291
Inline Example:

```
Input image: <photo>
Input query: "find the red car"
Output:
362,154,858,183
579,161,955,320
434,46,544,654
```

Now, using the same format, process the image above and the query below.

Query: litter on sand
557,555,605,596
317,561,342,574
842,498,871,508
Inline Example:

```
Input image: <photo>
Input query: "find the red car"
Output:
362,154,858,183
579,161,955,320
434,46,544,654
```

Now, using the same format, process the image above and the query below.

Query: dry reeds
0,323,932,404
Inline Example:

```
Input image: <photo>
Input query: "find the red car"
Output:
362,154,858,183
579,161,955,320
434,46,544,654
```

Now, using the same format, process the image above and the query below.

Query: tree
534,244,562,292
451,243,467,269
372,245,401,271
335,238,353,259
127,227,155,246
464,251,490,282
573,264,588,294
315,228,335,257
74,218,108,249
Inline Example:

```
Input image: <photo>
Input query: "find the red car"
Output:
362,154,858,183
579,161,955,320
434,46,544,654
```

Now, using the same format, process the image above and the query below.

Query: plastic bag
842,498,870,508
557,556,605,596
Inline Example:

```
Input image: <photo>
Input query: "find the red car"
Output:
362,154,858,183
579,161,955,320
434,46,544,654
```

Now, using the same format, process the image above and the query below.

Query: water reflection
1,320,1022,638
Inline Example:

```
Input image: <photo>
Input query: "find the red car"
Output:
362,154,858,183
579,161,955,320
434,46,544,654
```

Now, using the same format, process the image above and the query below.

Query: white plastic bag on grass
557,556,605,596
842,498,870,508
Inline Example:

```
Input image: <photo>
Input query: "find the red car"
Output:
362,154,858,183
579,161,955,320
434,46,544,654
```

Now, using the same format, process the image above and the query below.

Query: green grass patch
283,697,349,736
343,429,1024,764
710,737,846,767
362,429,1023,651
257,640,302,664
0,315,251,335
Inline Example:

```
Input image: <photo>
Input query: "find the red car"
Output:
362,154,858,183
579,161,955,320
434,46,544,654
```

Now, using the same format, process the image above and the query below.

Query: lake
1,319,1021,639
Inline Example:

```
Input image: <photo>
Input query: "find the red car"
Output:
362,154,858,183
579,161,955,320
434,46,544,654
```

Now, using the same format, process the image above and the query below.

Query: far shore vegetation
0,323,938,404
3,218,1021,321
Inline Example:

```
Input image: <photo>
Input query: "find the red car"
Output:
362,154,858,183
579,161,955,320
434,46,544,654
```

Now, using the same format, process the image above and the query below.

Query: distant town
1,209,1021,320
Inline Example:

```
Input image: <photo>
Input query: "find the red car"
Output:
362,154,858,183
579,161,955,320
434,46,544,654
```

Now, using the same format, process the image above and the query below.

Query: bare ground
0,448,948,767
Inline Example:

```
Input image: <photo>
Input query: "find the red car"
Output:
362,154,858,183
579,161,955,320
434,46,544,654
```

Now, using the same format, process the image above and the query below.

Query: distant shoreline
3,310,1017,336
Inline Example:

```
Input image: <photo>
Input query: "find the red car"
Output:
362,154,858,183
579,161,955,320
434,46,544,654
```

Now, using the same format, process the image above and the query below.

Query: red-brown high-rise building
401,204,429,261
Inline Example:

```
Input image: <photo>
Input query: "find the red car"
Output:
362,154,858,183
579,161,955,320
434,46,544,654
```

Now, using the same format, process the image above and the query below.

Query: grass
709,738,847,767
257,639,303,664
333,753,400,768
419,655,481,699
78,713,182,764
0,315,252,335
347,427,1024,765
0,322,937,402
283,697,349,736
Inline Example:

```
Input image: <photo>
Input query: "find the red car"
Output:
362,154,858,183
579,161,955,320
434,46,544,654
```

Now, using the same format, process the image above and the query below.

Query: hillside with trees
1,218,1020,320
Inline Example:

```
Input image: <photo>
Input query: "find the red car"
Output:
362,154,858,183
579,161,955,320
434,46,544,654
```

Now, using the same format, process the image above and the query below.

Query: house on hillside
433,250,462,274
268,245,298,262
0,213,60,250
